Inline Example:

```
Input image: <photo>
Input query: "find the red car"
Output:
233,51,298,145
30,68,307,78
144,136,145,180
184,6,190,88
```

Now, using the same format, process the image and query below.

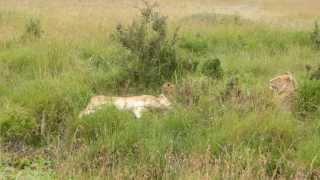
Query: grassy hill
1,0,320,179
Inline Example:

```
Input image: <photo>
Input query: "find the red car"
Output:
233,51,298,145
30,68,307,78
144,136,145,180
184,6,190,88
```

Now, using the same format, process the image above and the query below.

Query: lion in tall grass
269,72,297,110
79,90,172,119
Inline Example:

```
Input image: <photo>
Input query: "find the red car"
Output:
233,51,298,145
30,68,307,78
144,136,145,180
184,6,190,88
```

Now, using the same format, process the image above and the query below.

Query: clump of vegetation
296,80,320,117
21,17,43,40
200,58,223,79
0,104,38,144
115,2,178,87
311,21,320,49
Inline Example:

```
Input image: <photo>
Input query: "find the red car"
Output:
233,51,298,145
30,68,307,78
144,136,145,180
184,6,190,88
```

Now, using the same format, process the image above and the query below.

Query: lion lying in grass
79,94,171,119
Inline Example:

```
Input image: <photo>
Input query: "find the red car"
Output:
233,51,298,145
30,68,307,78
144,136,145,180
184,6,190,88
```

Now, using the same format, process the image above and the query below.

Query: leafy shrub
311,21,320,49
0,104,38,144
115,2,178,87
296,80,320,116
200,58,223,79
21,17,43,40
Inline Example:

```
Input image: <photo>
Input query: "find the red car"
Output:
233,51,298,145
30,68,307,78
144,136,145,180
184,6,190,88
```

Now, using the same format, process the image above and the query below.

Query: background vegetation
1,0,320,179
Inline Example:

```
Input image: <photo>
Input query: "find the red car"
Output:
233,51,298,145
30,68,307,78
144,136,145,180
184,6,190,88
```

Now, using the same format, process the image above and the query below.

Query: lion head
161,82,176,97
269,72,297,95
269,72,297,111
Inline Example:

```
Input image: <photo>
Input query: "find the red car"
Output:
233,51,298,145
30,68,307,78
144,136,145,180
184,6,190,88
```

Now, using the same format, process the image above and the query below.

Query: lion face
269,73,296,95
161,82,176,96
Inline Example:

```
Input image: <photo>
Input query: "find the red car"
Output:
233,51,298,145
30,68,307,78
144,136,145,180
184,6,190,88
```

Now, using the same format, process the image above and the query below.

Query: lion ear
285,72,290,75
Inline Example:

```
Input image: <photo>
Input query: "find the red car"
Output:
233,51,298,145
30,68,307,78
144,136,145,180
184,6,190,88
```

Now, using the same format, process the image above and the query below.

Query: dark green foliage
200,58,223,79
115,2,178,87
296,80,320,116
311,21,320,49
22,17,43,40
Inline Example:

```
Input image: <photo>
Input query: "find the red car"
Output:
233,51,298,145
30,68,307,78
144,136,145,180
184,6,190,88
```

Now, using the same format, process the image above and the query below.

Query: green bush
296,80,320,116
115,2,178,87
0,104,38,144
200,58,223,79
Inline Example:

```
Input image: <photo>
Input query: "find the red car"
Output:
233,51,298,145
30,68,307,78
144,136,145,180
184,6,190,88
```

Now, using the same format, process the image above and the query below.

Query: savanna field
1,0,320,179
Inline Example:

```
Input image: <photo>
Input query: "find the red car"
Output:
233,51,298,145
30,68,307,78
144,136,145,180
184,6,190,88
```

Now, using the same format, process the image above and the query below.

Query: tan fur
161,82,176,97
269,72,297,94
269,72,297,111
79,94,171,119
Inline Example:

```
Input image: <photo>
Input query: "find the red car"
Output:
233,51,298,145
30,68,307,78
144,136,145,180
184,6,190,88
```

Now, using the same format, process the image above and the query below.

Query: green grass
1,9,320,179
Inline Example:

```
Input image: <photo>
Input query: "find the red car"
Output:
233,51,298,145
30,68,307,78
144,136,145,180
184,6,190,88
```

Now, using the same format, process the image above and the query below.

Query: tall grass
1,6,320,179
